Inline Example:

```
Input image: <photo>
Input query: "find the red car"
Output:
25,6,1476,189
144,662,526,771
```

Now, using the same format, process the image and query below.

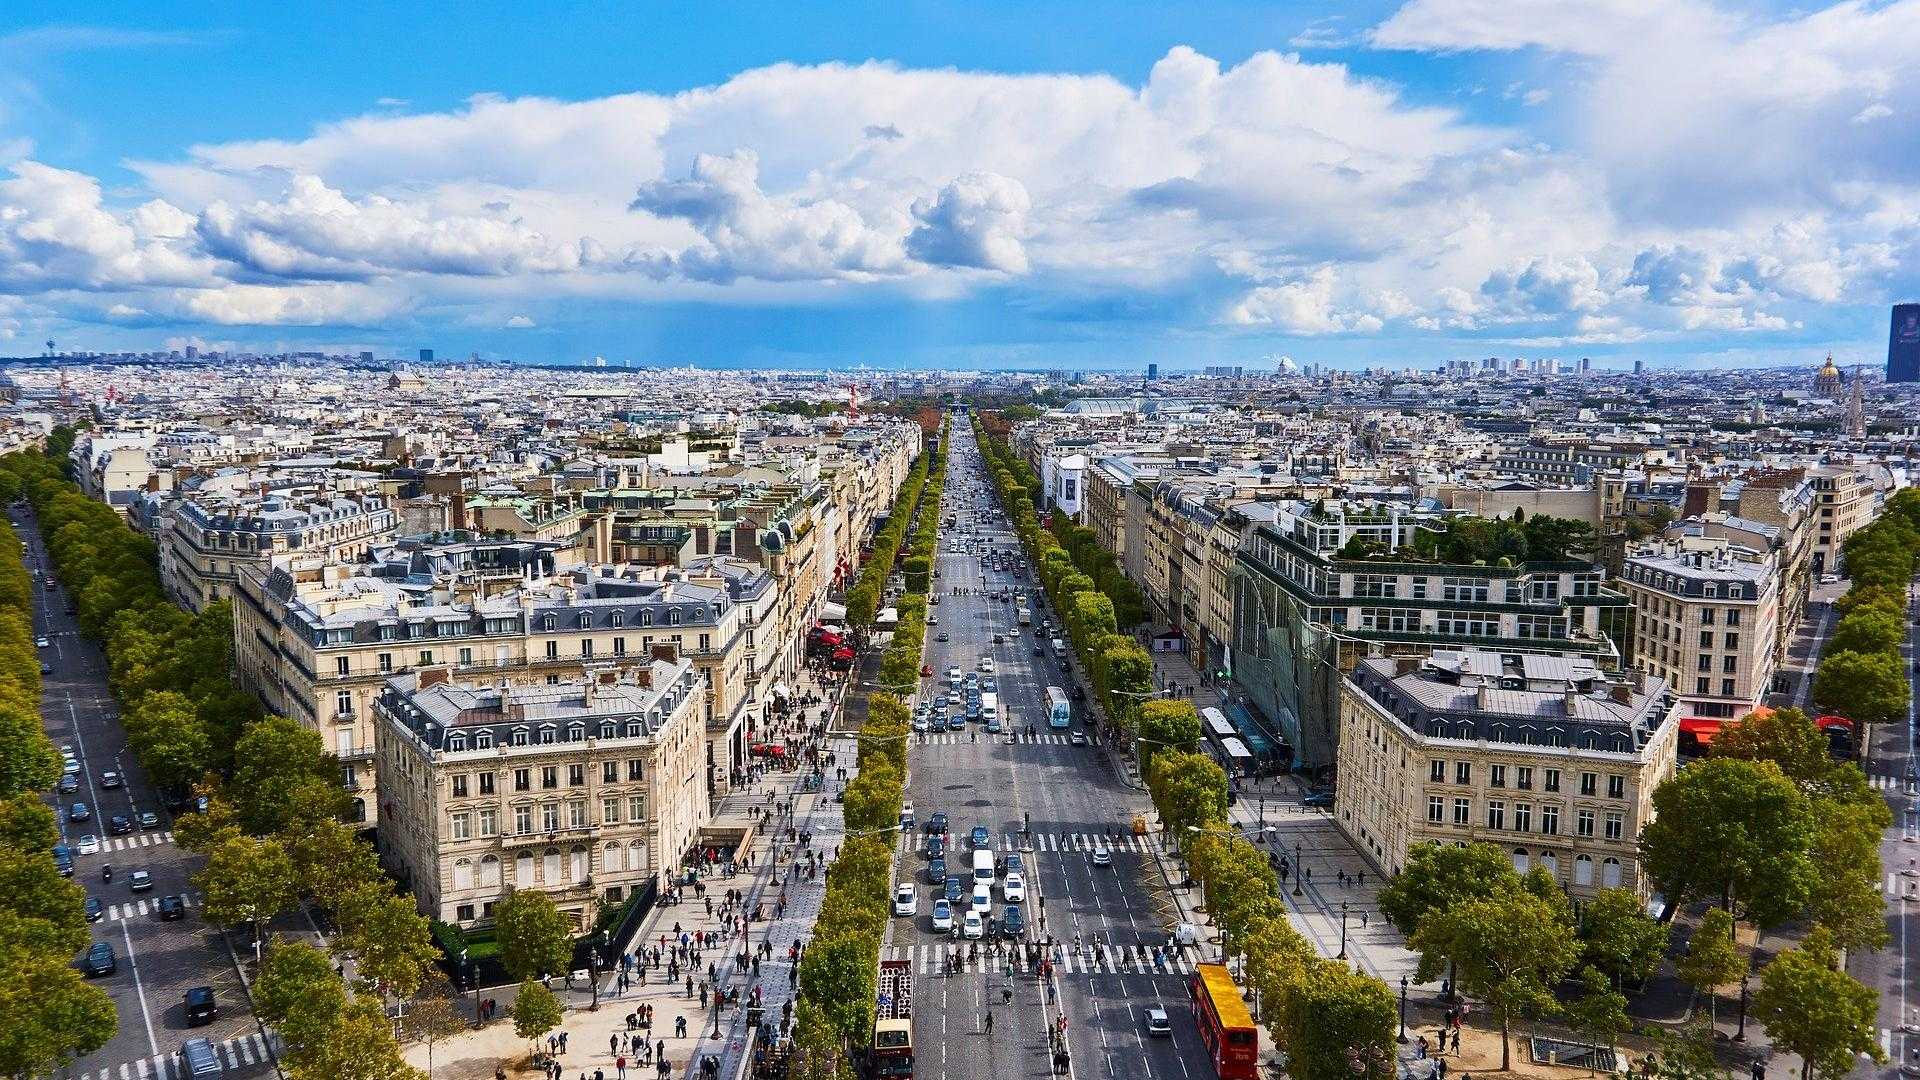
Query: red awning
1679,717,1723,743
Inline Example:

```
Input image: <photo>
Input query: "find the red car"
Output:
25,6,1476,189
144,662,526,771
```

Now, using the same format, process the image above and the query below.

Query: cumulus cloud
0,161,211,291
906,173,1031,274
1479,256,1610,318
172,282,408,326
1227,269,1385,333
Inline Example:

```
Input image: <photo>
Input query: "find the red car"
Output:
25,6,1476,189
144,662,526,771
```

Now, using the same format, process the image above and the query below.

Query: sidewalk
402,666,855,1080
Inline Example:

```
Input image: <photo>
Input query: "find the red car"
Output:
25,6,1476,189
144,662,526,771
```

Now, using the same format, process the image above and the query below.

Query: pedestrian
676,1015,688,1038
560,1031,569,1053
616,1061,625,1080
611,1035,619,1057
1416,1036,1428,1060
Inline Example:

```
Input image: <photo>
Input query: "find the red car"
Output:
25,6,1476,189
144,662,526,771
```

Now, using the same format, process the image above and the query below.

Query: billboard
1890,303,1920,383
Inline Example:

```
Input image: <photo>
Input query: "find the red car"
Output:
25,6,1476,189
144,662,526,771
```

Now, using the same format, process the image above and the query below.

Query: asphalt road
885,423,1210,1080
13,505,272,1080
1853,582,1920,1078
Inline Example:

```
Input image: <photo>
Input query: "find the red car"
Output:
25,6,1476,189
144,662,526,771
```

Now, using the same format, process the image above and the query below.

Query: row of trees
1044,513,1147,629
791,418,946,1077
0,438,438,1080
971,416,1159,741
844,442,934,632
1138,697,1398,1080
1810,487,1920,739
0,500,119,1076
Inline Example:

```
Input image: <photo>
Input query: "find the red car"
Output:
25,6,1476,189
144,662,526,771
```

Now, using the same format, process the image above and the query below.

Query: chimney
1562,684,1578,713
1394,654,1420,677
1476,684,1493,711
417,665,451,689
1610,683,1634,705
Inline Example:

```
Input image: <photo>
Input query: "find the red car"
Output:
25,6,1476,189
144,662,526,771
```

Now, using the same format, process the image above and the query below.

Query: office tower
419,348,434,364
1147,363,1158,381
1578,357,1591,374
1634,359,1645,375
1888,303,1920,383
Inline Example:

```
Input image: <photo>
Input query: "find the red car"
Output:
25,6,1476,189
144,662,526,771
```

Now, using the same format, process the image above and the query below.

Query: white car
74,833,100,855
931,899,953,932
962,910,985,939
947,667,963,685
927,614,939,626
978,658,995,674
971,883,993,916
1091,843,1113,867
1002,873,1026,903
893,883,917,918
35,636,48,648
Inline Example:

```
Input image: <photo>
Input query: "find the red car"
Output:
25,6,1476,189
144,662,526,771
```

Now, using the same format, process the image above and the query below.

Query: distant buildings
1889,303,1920,383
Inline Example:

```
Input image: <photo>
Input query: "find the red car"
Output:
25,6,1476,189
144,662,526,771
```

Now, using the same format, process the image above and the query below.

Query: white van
972,848,997,886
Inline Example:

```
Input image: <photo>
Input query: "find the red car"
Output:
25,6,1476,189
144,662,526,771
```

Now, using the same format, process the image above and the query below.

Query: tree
123,690,213,792
796,933,878,1042
1750,928,1883,1080
1280,962,1398,1080
1560,967,1631,1063
336,885,440,1000
288,992,426,1080
1638,757,1816,927
256,942,348,1053
1411,885,1581,1071
512,978,563,1049
1242,914,1317,1035
0,949,118,1077
1812,648,1908,731
1710,707,1839,796
494,890,572,983
0,846,91,956
1135,699,1202,772
1804,799,1892,950
1378,841,1520,935
0,793,57,852
1579,886,1669,988
288,818,386,915
0,706,61,797
228,716,351,836
1674,907,1742,1026
1825,607,1905,656
1147,750,1228,838
195,833,298,959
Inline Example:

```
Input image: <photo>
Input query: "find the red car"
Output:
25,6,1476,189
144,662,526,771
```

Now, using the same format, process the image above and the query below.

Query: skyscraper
1146,362,1158,381
419,348,435,364
1888,303,1920,383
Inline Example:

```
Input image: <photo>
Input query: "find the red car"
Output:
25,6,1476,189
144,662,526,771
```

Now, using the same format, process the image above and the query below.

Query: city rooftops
379,657,699,750
1349,648,1673,753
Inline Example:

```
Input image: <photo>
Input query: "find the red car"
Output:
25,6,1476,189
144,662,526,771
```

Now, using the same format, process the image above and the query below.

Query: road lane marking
118,919,160,1058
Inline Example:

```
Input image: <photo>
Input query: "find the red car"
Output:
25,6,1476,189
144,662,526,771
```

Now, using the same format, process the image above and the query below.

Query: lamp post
1734,971,1750,1041
1397,976,1408,1042
1292,841,1303,897
1338,901,1350,960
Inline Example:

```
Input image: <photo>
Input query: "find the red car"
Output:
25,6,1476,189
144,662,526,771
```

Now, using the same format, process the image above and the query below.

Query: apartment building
157,488,400,612
1617,536,1778,719
1335,648,1680,899
374,658,709,931
1807,463,1877,575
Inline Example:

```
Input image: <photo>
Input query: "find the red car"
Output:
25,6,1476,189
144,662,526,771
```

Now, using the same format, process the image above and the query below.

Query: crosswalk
901,832,1153,855
99,893,195,924
882,941,1198,976
1868,772,1913,793
917,731,1084,746
70,1031,278,1080
93,830,175,853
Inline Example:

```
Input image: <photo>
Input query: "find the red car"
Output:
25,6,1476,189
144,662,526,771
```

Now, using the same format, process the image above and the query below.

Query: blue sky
0,0,1915,370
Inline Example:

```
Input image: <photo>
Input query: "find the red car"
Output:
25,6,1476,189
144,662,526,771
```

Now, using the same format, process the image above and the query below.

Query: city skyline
1,1,1919,369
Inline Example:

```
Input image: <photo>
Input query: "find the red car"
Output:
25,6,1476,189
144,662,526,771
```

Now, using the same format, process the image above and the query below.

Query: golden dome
1818,352,1841,377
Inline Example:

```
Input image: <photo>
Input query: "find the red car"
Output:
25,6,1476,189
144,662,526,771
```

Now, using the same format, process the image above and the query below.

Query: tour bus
1045,686,1072,729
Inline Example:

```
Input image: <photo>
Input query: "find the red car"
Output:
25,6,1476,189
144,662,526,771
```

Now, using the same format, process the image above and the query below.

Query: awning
1678,717,1723,743
770,682,791,699
821,601,848,621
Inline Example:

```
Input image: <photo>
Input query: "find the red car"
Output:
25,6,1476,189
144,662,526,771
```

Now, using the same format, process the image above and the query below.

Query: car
992,634,1004,645
1032,644,1045,656
129,869,153,892
99,771,122,789
68,802,90,822
926,615,938,626
969,825,991,850
947,713,966,731
944,692,961,706
184,986,218,1026
35,636,48,648
899,803,915,829
57,773,79,794
911,716,928,733
985,718,1003,734
1070,731,1087,745
1091,843,1113,867
1145,1006,1172,1037
84,896,102,922
971,883,993,916
927,856,946,884
1302,791,1336,809
1058,660,1072,674
947,667,962,684
1003,873,1026,903
157,894,186,921
931,898,954,932
894,883,917,917
979,658,995,674
82,942,116,977
52,844,72,877
944,876,964,903
39,662,49,675
962,910,984,939
1002,905,1025,937
981,676,996,692
1007,626,1020,637
1004,852,1024,876
924,834,945,860
108,814,133,835
927,812,949,835
964,672,979,687
936,632,949,642
75,833,99,855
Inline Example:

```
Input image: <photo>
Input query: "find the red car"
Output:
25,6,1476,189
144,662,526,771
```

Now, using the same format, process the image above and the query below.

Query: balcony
497,825,600,849
336,745,375,762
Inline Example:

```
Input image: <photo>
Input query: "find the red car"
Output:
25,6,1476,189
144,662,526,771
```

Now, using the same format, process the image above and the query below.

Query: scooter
101,865,112,882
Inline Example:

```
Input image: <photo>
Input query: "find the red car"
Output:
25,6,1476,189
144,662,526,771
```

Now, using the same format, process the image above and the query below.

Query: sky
0,0,1918,371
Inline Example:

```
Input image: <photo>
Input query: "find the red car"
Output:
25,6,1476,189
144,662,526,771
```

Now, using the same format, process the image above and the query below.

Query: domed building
1814,353,1843,398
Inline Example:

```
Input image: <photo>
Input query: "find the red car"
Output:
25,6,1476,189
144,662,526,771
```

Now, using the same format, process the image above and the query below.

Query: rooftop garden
1332,508,1597,566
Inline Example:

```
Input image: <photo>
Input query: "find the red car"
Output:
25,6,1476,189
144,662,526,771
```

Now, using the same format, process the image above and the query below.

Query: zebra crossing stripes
1868,772,1913,793
898,833,1149,855
102,893,196,924
103,830,175,853
917,731,1083,746
73,1031,277,1080
882,941,1197,976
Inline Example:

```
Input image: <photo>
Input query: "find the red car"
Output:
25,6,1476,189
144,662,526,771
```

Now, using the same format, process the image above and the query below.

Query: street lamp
1337,901,1350,960
461,948,479,1028
1734,970,1750,1041
1292,841,1303,897
1397,976,1408,1043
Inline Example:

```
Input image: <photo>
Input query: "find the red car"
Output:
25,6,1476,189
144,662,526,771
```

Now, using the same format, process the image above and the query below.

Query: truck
867,959,914,1078
1016,605,1031,627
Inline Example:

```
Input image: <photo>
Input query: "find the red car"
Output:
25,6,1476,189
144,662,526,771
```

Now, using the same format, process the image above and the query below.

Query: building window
699,633,711,652
1452,797,1471,825
627,758,646,781
1427,796,1444,823
450,812,471,840
568,800,587,828
613,637,626,656
1455,761,1472,785
582,640,595,658
514,806,532,834
1698,630,1713,649
335,656,350,676
1725,609,1740,626
1541,805,1559,835
541,766,558,789
1602,857,1623,887
513,768,531,792
1429,759,1445,782
1604,812,1624,840
541,803,560,832
418,650,434,666
1607,775,1625,800
1513,804,1531,832
568,764,585,787
603,761,619,784
603,798,621,824
1489,764,1505,788
1721,678,1736,696
478,809,497,837
545,641,559,660
1576,809,1595,837
628,795,647,821
1486,800,1505,830
378,652,393,672
452,774,468,798
1515,767,1532,791
478,771,495,795
1696,677,1711,693
511,728,529,747
1580,772,1597,796
1544,769,1561,793
335,691,352,717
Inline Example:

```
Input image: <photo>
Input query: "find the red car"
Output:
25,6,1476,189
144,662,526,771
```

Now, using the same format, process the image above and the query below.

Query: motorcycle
101,865,112,882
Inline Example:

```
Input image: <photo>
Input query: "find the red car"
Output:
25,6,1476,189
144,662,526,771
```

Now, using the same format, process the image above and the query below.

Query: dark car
1302,791,1336,809
108,814,133,835
926,812,948,835
184,986,217,1025
157,894,186,921
1002,905,1025,937
84,896,102,922
926,856,947,885
924,834,945,860
82,942,116,977
52,844,72,877
969,825,991,850
57,773,79,794
137,810,161,830
944,876,964,903
67,802,91,822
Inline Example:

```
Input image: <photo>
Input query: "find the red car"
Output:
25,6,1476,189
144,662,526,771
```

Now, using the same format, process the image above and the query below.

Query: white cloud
906,173,1031,274
1227,268,1385,333
1370,0,1730,57
505,314,536,328
173,282,408,326
1852,103,1894,125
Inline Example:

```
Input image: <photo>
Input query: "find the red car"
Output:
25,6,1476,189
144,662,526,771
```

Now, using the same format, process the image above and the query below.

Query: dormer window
475,730,494,749
600,721,617,739
542,614,556,631
626,721,643,737
539,725,556,744
669,609,681,625
578,613,591,630
510,727,529,747
640,610,653,627
611,611,624,628
567,722,586,742
446,732,467,751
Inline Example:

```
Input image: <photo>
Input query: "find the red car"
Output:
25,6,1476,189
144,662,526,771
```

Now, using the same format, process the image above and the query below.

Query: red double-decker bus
1190,963,1258,1080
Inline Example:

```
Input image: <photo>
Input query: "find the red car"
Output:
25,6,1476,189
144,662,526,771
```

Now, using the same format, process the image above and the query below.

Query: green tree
229,716,350,836
1638,757,1816,927
1711,707,1841,796
289,818,386,915
0,846,91,956
256,942,348,1054
399,975,468,1080
1579,886,1669,988
1378,841,1520,936
511,978,564,1049
1750,928,1884,1080
1242,913,1317,1035
1411,885,1582,1071
1825,607,1905,656
796,933,878,1042
0,707,62,797
1812,648,1908,731
0,949,119,1076
1135,698,1202,772
1280,962,1397,1080
195,833,298,959
336,885,439,1000
1804,799,1892,950
122,690,213,792
494,890,572,983
1674,908,1743,1026
289,992,425,1080
1147,750,1228,837
0,793,57,852
1560,967,1632,1062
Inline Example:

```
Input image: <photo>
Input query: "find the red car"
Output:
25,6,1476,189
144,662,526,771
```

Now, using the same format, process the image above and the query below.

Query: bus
1045,686,1072,729
1213,736,1255,779
1200,707,1237,749
1190,963,1258,1080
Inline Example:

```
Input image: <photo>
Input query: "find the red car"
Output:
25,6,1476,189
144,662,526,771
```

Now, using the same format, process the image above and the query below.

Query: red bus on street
1190,963,1258,1080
